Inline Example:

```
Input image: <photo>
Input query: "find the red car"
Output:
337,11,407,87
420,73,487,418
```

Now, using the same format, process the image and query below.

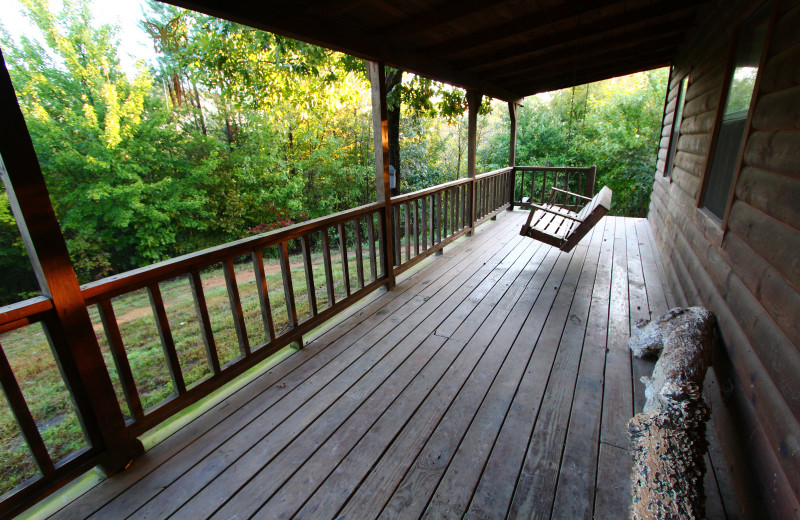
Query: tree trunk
628,307,715,520
386,68,402,196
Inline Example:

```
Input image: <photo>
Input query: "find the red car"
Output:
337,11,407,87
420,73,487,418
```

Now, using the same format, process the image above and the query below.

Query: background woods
0,0,667,306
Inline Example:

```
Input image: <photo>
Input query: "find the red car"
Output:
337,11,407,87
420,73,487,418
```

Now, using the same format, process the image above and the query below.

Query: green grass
0,241,381,498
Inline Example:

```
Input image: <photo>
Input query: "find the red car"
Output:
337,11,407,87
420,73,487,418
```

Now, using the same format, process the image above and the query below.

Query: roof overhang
162,0,712,100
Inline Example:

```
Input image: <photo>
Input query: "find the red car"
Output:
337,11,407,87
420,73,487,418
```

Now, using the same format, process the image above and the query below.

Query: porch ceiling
161,0,712,101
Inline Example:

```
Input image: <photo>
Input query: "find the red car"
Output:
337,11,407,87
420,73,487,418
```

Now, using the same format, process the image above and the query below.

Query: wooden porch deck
46,210,737,520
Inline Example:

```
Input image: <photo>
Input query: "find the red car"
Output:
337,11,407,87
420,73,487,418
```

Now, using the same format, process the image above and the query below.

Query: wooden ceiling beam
378,0,511,40
488,27,686,82
457,1,699,71
420,0,623,59
162,0,525,101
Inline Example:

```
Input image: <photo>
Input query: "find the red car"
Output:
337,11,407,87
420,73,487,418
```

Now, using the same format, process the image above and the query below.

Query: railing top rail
390,177,472,204
512,165,595,172
0,296,52,330
475,166,513,179
81,201,383,304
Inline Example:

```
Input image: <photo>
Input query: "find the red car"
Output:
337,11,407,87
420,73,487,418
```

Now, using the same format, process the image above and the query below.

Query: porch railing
0,164,594,517
511,165,596,211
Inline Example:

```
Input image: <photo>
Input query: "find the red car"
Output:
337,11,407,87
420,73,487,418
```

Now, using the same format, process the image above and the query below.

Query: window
664,75,688,178
701,3,770,219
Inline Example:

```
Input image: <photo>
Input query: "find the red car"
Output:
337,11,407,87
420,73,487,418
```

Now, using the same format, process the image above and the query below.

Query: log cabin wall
647,0,800,517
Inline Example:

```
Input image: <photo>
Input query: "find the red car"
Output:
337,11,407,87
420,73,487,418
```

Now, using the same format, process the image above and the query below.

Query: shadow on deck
44,210,738,519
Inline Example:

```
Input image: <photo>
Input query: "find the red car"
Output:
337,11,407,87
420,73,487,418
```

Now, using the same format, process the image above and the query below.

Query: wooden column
508,100,521,211
368,61,396,288
467,90,482,236
0,52,142,473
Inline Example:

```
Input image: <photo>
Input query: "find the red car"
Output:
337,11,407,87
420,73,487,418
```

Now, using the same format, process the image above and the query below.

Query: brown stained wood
337,223,352,297
551,217,615,519
301,235,318,317
413,200,420,257
467,91,481,233
443,189,450,239
278,241,298,329
250,252,277,342
0,341,55,476
353,218,365,290
133,217,531,520
320,228,337,308
403,203,411,264
366,216,377,282
223,259,251,357
50,213,738,520
626,220,654,415
97,300,145,420
508,222,604,519
421,196,428,251
392,205,401,267
147,284,187,395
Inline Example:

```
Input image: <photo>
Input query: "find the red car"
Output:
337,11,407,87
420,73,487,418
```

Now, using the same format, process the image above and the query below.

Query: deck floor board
48,212,737,520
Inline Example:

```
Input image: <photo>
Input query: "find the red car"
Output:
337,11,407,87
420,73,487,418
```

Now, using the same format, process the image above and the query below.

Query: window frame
696,0,777,233
663,72,689,180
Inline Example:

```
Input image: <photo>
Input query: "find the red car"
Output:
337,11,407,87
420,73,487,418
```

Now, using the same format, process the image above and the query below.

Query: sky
0,0,157,73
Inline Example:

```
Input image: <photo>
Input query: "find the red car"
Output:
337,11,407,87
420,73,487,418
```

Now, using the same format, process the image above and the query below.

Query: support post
368,61,396,288
0,52,142,474
508,99,521,210
466,90,482,236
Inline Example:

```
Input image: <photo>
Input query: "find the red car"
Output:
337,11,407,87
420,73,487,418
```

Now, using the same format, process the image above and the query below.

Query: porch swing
519,185,612,253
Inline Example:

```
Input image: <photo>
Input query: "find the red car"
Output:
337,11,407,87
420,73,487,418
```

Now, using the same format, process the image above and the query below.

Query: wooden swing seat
520,186,612,252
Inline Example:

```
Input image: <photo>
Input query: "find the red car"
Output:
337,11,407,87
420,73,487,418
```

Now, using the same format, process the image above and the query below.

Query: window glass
702,3,770,219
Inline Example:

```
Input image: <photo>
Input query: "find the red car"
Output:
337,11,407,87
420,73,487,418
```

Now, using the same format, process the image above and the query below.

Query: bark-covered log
628,307,715,520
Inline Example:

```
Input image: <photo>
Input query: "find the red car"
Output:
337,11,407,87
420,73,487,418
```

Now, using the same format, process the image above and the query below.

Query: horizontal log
759,263,800,348
751,85,800,131
677,133,712,156
760,41,800,93
674,150,707,178
735,166,800,227
727,200,800,290
684,62,725,102
681,110,717,135
770,1,800,54
721,231,768,301
744,129,800,178
682,88,720,119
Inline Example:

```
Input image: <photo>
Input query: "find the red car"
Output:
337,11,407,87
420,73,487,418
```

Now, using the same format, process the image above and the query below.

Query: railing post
0,52,143,474
466,90,482,236
367,61,396,288
586,164,597,198
508,100,521,211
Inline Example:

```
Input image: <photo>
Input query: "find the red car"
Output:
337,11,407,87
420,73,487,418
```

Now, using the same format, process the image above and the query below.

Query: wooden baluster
391,205,401,267
0,342,55,476
443,189,449,238
451,187,457,234
278,241,299,330
421,196,428,250
366,216,377,282
251,251,276,342
413,199,420,256
300,235,318,317
148,283,187,394
433,193,439,244
222,260,251,358
321,229,336,305
98,300,146,418
353,218,365,289
404,203,410,262
338,223,351,296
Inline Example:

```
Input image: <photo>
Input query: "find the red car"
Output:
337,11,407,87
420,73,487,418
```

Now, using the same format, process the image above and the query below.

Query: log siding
648,0,800,516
